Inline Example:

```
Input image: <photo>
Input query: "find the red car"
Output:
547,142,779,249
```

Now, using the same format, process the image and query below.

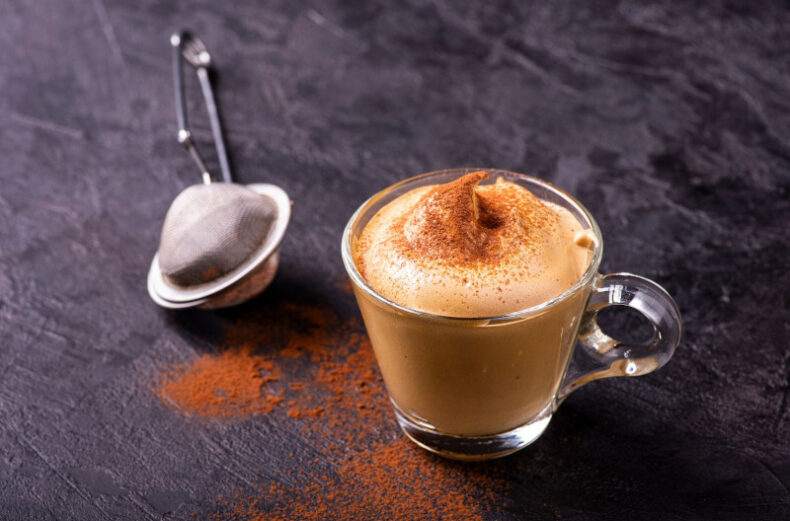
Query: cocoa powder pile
154,299,504,520
156,344,283,418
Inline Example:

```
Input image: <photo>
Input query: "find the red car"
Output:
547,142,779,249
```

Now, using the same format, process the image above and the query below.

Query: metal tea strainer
147,31,291,310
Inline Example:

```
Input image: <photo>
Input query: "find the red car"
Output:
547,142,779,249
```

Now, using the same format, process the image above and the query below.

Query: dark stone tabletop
2,0,789,519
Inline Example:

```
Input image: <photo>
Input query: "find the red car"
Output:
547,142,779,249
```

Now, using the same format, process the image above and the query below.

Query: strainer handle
170,31,232,184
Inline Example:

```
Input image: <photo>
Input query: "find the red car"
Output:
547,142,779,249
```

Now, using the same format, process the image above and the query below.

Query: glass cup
341,168,681,460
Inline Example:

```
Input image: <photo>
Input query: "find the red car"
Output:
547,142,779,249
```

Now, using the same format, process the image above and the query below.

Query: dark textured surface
2,0,790,519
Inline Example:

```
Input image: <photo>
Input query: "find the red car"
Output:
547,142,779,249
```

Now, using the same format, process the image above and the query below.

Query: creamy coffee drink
351,171,595,436
355,171,591,317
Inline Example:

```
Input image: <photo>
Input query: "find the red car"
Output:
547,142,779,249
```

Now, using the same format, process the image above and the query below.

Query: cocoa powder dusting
154,298,505,519
396,171,554,268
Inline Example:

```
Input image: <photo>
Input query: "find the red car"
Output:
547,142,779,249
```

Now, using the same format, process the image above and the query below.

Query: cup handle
557,273,682,402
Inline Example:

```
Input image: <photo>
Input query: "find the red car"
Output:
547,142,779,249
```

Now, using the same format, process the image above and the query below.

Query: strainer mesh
158,183,277,287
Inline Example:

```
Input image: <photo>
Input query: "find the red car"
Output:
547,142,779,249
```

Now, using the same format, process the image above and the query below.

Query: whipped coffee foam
354,172,593,317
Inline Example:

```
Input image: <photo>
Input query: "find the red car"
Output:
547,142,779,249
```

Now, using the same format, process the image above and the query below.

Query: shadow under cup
341,168,679,460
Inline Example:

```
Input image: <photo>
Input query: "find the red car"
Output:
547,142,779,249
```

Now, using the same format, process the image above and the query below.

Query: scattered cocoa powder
286,405,324,420
154,299,505,519
214,438,498,521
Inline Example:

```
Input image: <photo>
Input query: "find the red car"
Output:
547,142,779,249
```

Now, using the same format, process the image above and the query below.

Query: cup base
394,403,552,461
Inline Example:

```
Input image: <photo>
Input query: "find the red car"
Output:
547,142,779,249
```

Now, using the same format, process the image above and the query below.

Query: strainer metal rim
147,183,290,303
147,265,210,308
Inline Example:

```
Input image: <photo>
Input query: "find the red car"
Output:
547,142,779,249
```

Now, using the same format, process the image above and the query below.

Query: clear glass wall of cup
341,168,681,460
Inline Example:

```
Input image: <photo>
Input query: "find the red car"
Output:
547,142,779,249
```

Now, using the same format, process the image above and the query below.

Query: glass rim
341,168,603,323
